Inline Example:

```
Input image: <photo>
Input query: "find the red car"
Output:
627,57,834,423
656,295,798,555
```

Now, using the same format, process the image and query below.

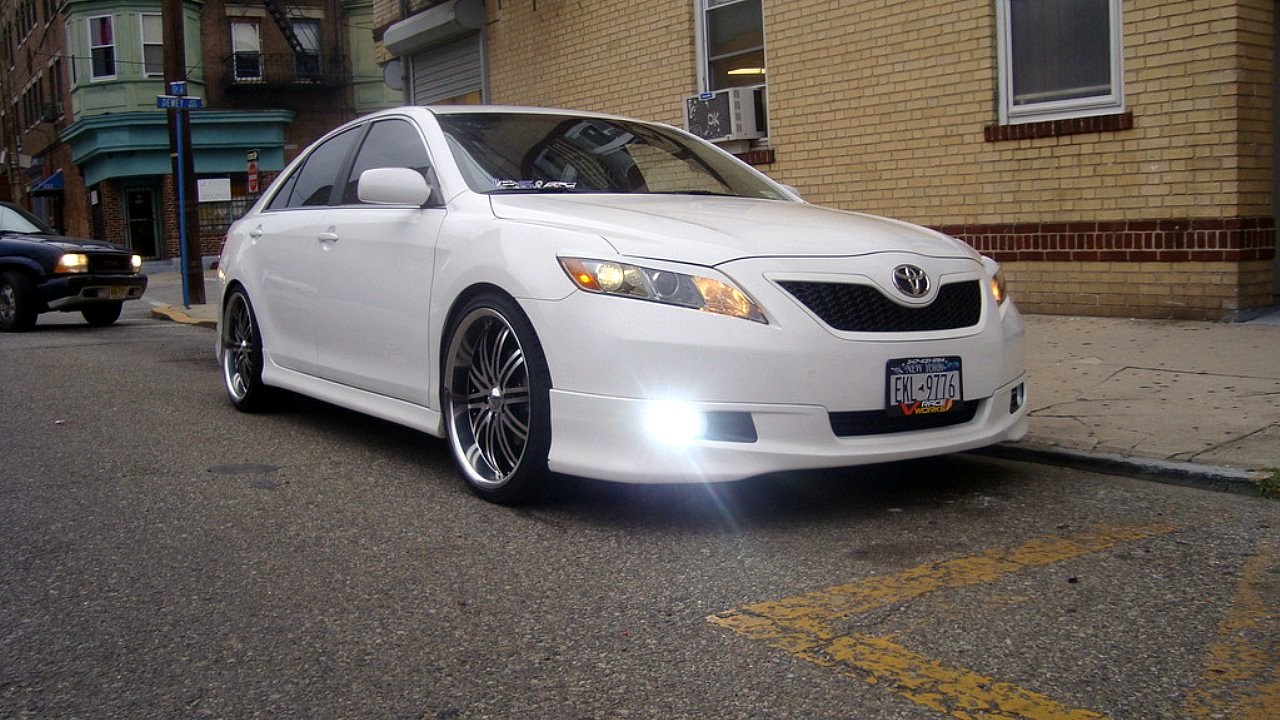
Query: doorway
124,187,160,259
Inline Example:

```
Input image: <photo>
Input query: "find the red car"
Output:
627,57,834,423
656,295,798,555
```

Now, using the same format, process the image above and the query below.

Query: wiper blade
650,190,740,197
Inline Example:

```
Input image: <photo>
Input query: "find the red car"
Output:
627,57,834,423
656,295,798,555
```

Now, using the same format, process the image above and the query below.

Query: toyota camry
216,106,1028,503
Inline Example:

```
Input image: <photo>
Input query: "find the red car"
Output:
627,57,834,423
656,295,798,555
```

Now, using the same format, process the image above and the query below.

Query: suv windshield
436,113,790,200
0,203,53,234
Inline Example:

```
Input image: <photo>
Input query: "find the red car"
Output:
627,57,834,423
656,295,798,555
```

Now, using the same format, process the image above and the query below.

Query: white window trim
87,14,116,81
231,21,262,80
140,13,164,77
995,0,1124,125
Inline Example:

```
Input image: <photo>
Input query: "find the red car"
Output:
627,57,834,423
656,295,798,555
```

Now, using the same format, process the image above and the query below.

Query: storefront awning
30,169,64,196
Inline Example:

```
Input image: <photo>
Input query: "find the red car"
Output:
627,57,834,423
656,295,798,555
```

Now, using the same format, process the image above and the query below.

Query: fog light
1010,383,1026,413
646,401,706,444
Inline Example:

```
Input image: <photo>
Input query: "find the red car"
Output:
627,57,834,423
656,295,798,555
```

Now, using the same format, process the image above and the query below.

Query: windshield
436,113,791,200
0,203,52,234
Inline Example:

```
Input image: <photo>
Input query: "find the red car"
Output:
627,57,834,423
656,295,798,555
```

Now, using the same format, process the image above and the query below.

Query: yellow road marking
710,524,1175,720
1185,541,1280,720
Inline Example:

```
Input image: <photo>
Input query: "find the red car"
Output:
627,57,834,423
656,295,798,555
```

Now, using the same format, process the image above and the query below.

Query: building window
141,14,163,77
294,19,321,80
88,15,116,80
697,0,767,134
231,21,261,80
996,0,1123,124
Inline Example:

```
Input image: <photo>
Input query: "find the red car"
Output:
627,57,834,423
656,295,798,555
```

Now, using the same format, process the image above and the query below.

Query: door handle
318,230,339,243
248,226,263,239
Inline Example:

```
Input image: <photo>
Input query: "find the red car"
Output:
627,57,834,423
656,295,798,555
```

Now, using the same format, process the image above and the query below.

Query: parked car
0,202,147,331
217,106,1028,503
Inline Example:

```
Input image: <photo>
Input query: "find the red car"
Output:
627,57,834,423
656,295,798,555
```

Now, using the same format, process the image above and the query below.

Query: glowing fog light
646,401,706,444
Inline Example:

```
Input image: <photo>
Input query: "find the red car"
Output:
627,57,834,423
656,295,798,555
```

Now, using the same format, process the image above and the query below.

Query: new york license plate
886,356,962,417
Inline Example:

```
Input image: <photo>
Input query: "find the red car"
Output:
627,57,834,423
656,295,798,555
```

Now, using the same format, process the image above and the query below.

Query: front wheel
0,271,38,332
81,301,123,327
221,289,272,412
442,293,552,504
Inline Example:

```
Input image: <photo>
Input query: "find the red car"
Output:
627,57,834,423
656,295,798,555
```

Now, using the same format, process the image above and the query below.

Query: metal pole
176,109,190,308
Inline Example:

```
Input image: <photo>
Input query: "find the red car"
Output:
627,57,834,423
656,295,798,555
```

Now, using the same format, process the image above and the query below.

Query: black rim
222,295,257,401
445,308,531,488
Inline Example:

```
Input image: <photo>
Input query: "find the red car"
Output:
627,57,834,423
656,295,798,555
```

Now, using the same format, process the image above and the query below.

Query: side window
267,126,360,210
341,119,435,205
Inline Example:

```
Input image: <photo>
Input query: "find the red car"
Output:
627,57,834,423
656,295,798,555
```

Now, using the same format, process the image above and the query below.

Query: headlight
559,257,766,323
990,270,1008,305
131,255,143,273
55,253,89,274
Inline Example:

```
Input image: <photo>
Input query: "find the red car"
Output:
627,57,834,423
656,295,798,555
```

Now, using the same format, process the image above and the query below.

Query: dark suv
0,201,148,331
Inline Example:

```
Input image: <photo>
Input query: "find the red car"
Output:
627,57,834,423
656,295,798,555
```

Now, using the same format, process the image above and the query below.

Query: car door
249,125,361,375
313,117,445,406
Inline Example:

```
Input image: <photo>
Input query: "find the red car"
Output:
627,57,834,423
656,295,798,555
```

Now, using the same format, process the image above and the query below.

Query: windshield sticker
494,179,577,191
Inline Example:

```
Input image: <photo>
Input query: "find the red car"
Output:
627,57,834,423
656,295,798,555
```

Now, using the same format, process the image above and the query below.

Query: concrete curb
149,306,217,329
972,442,1275,497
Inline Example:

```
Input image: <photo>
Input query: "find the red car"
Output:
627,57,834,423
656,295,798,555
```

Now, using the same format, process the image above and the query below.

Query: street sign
246,149,259,162
156,95,204,110
247,160,259,194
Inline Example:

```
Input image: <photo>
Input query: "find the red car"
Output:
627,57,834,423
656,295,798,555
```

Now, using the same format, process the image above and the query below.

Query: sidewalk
143,269,1280,494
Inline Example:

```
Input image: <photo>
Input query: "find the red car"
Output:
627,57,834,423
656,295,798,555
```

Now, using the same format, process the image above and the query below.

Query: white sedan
217,106,1027,503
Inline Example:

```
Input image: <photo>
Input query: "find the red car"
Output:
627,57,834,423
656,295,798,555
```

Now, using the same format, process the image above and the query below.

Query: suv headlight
131,255,143,273
55,253,89,274
559,257,766,323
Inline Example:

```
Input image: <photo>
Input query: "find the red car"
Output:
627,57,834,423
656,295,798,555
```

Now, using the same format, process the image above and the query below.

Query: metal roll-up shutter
410,34,482,104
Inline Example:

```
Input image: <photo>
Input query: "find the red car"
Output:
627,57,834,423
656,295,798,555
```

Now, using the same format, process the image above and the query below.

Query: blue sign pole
176,108,190,308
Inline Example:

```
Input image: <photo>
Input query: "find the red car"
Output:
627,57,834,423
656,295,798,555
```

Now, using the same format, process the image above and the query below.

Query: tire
81,301,123,327
221,289,272,412
0,271,38,332
442,292,552,504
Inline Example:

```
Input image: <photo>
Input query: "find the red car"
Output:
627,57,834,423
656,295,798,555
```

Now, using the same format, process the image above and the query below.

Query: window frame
87,14,116,81
140,13,164,78
293,18,322,80
694,0,767,94
995,0,1125,125
230,21,262,81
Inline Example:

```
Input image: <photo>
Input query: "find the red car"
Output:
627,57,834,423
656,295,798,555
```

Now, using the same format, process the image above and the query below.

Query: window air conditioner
683,86,765,143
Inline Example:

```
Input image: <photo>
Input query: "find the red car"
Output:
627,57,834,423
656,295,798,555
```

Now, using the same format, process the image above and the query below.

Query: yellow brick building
374,0,1278,320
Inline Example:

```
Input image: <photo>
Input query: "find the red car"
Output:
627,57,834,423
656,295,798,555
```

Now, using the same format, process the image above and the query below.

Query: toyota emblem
892,265,930,298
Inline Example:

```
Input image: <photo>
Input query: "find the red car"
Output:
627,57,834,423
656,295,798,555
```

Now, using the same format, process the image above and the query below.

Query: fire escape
226,0,344,88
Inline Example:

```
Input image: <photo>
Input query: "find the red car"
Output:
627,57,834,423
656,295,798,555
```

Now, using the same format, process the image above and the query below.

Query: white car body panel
217,105,1029,487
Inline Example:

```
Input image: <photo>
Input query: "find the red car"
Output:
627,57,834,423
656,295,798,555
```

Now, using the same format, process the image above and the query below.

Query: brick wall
484,0,695,125
439,0,1279,319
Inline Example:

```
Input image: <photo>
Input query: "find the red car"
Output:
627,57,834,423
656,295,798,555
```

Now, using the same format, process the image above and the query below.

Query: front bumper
546,373,1028,483
41,274,148,311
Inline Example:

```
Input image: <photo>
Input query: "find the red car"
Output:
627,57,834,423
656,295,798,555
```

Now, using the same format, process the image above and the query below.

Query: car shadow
260,391,1025,530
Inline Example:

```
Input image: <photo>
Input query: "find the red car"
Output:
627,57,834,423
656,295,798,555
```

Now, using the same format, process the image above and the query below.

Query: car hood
488,194,977,266
1,231,126,252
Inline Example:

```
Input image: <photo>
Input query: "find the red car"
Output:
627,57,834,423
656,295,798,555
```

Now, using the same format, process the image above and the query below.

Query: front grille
779,279,982,332
829,401,980,437
88,253,134,274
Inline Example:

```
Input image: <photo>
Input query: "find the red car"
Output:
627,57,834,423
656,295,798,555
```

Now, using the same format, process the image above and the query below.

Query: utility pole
161,0,205,304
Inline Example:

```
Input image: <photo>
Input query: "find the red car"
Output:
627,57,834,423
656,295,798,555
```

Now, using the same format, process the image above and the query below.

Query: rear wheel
442,293,551,504
0,271,38,332
81,301,123,327
221,289,272,412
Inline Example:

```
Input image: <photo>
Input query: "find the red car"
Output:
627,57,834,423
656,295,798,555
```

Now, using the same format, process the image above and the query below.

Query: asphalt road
2,311,1277,719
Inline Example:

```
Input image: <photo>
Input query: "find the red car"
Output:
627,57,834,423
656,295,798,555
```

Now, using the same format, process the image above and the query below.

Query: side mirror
357,167,433,206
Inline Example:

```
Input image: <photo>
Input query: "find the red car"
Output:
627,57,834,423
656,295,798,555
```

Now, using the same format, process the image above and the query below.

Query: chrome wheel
445,307,531,488
221,290,268,411
443,293,551,504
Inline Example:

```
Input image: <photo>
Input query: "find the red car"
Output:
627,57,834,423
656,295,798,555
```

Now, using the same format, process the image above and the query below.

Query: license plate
886,356,962,416
108,286,127,300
